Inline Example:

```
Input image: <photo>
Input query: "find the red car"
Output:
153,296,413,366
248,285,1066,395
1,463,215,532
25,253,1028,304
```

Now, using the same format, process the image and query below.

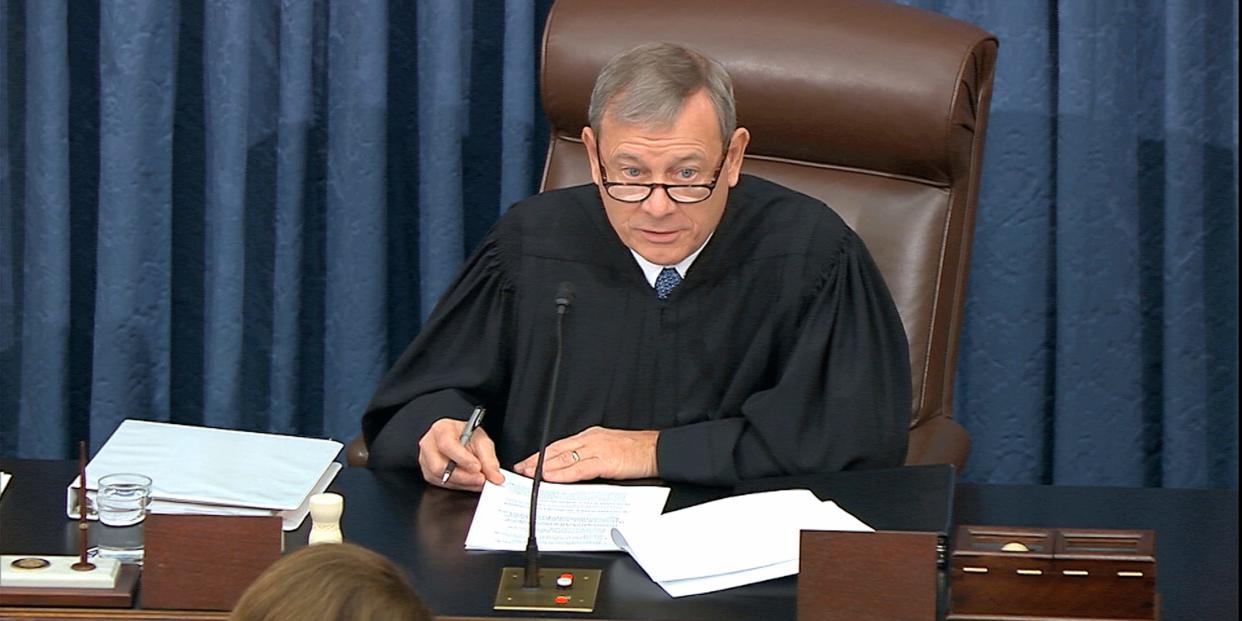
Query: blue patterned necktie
655,267,682,300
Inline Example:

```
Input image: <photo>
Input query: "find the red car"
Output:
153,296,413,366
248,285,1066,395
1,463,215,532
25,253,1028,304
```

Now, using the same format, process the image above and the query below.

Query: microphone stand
494,283,602,612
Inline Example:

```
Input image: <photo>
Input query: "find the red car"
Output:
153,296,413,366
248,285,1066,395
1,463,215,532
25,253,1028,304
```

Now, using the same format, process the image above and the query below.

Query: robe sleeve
362,233,514,469
656,229,911,485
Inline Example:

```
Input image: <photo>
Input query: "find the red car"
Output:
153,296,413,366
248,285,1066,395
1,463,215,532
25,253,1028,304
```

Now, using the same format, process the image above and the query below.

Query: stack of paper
610,489,873,597
66,420,342,531
465,469,670,551
463,472,872,597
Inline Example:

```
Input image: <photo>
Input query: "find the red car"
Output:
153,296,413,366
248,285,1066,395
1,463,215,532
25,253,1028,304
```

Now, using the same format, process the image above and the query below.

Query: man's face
583,91,749,266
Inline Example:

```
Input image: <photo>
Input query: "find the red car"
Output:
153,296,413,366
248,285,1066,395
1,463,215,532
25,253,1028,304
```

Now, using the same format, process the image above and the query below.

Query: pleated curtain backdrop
1,1,1237,489
1,0,553,455
913,0,1238,488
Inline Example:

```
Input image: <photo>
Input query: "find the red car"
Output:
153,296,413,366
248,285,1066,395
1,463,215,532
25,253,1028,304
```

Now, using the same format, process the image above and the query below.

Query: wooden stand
0,443,142,608
0,562,139,608
141,514,282,611
948,525,1158,620
798,530,939,621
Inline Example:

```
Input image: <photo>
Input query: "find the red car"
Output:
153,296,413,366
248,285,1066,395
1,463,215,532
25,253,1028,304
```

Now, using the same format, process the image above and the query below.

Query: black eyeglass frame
593,137,732,204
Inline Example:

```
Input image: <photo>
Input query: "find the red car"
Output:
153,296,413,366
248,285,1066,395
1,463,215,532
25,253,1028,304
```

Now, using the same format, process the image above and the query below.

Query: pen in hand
441,406,487,484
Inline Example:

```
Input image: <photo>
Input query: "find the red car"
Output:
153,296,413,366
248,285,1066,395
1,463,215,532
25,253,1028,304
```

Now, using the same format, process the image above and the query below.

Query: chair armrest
905,415,970,471
345,434,370,468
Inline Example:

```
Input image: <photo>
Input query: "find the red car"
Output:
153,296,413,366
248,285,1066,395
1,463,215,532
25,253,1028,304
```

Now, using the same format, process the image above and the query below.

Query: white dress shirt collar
629,234,714,288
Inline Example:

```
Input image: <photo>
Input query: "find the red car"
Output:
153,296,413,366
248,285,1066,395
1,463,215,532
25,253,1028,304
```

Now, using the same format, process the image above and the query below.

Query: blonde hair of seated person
230,542,431,621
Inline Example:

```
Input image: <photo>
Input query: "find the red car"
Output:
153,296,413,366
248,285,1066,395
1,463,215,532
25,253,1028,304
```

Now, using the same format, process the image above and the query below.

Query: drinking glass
93,473,151,563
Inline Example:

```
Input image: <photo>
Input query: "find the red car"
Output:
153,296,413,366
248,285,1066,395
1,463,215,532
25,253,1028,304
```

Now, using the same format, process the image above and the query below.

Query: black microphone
554,281,574,311
494,282,600,612
524,282,573,587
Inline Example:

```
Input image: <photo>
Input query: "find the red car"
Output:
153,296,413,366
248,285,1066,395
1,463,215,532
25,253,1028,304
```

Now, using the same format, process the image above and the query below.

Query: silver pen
440,406,487,484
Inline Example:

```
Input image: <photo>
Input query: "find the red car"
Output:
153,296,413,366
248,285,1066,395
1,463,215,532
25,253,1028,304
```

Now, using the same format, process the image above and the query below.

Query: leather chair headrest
541,0,996,185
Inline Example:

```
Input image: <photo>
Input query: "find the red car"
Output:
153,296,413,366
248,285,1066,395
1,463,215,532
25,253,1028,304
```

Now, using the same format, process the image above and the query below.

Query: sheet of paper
0,471,10,498
464,469,669,552
658,559,798,598
611,490,873,597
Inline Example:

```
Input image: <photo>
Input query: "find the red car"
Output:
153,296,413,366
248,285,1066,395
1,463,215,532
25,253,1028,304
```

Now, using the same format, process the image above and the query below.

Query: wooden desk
2,459,1237,620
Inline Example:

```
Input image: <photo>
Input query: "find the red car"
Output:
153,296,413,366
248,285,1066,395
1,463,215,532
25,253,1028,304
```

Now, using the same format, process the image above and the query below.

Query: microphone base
493,566,602,612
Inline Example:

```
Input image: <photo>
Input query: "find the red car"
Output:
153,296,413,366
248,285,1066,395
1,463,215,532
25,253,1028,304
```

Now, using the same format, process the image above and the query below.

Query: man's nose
640,186,678,217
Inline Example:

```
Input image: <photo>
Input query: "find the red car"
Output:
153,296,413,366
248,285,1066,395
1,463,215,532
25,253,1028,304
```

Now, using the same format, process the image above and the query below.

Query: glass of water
94,473,152,563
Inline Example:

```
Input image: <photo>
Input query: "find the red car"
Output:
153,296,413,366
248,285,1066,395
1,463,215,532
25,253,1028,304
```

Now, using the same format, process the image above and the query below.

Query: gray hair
588,42,736,145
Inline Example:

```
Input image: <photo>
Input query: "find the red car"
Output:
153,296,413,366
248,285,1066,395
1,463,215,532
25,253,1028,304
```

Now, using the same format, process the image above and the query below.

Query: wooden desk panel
3,459,1237,620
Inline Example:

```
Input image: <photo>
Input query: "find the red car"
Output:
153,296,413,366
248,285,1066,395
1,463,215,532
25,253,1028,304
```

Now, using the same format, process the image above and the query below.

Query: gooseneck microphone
494,282,602,612
524,282,574,587
554,282,574,310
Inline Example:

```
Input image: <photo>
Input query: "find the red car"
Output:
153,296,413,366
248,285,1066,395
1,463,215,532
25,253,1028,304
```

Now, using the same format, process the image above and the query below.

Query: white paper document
66,419,343,530
610,489,873,597
464,469,670,552
0,470,11,498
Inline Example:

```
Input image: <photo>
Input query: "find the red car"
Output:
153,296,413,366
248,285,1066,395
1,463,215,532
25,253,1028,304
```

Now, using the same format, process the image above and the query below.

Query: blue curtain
1,0,552,455
899,0,1238,488
2,1,1236,489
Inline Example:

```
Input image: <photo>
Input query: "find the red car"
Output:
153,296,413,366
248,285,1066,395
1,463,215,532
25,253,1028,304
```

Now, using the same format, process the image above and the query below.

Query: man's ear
582,126,602,186
725,127,750,187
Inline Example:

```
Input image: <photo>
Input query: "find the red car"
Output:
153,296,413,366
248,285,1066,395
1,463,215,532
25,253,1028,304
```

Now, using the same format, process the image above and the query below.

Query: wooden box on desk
948,525,1157,621
142,513,282,611
798,530,940,621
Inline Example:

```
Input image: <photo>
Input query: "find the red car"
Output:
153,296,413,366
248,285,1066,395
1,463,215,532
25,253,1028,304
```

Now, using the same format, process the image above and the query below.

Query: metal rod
72,440,95,571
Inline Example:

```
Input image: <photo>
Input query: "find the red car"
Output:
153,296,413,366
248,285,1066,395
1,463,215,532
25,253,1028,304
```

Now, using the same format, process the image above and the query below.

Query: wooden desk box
142,514,282,611
948,525,1157,621
798,530,940,621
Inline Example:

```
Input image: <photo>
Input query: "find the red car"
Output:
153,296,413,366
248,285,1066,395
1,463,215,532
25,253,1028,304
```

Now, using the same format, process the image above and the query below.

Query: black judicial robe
363,175,911,486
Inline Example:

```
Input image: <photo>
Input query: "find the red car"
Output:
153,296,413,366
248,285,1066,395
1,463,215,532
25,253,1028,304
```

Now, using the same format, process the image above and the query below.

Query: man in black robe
362,42,910,490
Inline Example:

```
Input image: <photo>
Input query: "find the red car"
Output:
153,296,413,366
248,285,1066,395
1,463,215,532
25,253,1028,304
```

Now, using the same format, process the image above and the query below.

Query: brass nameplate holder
949,525,1158,620
0,442,140,608
0,556,139,608
494,567,601,612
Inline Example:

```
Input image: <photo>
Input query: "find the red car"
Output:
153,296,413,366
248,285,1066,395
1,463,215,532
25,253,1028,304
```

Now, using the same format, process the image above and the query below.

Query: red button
555,595,570,604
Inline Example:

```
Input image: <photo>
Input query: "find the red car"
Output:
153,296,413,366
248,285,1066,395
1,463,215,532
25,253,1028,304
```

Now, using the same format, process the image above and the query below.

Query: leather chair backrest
539,0,998,466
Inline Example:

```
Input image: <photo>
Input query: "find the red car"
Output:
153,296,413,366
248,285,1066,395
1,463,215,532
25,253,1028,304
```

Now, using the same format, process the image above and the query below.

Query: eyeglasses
595,139,730,204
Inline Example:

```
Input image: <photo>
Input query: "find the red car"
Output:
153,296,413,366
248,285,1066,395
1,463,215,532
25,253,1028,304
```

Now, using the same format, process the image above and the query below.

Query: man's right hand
418,418,504,492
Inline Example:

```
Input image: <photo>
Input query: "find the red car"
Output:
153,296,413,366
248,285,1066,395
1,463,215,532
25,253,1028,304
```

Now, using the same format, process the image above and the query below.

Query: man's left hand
513,426,659,482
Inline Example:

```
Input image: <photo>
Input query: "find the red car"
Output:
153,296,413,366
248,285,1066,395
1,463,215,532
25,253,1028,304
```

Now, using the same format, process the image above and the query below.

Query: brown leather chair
537,0,997,469
348,0,998,470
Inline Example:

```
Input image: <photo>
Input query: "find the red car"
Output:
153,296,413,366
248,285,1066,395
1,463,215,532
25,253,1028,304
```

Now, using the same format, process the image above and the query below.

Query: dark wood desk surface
2,459,1237,620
